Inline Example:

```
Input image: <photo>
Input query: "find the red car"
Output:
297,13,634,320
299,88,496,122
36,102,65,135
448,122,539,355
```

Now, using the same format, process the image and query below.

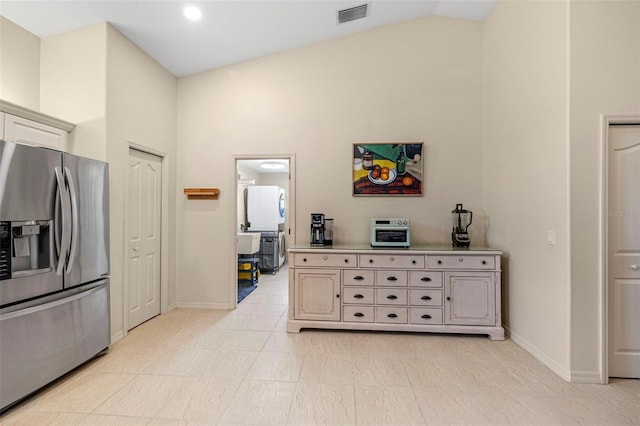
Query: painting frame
352,142,424,197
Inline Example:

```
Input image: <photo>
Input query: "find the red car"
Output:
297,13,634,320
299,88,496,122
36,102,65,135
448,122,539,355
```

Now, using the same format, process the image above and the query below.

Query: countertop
288,244,501,255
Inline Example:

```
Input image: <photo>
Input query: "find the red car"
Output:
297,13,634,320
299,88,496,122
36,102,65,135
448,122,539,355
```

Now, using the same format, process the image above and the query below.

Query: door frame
123,141,170,337
600,115,640,383
233,154,296,308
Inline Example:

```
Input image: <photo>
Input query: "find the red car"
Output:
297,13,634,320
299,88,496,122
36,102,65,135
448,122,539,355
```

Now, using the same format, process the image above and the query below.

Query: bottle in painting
396,145,406,175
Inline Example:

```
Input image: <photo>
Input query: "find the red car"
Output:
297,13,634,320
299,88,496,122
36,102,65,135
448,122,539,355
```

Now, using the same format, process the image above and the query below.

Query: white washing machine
278,231,286,267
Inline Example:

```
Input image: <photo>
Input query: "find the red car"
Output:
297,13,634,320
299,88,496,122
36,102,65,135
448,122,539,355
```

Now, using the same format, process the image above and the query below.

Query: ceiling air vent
337,3,369,24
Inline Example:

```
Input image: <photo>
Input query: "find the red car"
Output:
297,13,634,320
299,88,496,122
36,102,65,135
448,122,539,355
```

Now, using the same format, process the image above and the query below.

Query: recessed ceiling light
184,6,202,21
260,162,286,170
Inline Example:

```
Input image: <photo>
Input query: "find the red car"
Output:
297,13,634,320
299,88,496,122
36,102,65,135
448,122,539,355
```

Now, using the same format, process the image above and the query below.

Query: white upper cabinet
0,100,74,152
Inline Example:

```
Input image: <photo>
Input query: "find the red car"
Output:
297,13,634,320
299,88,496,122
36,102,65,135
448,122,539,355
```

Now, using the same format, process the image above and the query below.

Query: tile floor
1,264,638,425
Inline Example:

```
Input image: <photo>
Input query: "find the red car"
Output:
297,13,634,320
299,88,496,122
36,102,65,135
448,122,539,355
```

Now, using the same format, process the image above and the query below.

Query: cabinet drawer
375,270,407,287
426,255,495,270
375,288,407,305
360,254,424,269
409,308,443,325
375,307,408,324
343,269,374,286
343,287,374,304
343,306,374,323
294,253,357,268
408,271,443,287
409,289,442,306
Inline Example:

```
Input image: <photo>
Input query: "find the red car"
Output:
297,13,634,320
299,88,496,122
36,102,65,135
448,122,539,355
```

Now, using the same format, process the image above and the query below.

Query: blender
451,203,472,247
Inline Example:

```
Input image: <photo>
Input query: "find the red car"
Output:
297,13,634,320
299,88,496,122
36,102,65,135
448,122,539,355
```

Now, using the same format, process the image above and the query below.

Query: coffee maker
310,213,325,247
451,203,472,247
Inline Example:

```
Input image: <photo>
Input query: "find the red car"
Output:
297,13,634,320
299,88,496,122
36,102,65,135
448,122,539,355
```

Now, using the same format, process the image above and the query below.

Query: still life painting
352,143,423,196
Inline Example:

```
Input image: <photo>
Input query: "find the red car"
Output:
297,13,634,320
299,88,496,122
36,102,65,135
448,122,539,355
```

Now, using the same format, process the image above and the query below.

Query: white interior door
128,148,162,330
608,124,640,378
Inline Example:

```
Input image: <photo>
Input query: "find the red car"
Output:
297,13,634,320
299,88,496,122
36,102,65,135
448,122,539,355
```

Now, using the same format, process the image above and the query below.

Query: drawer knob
344,258,349,263
458,257,464,262
369,259,374,264
390,257,395,261
354,312,365,317
412,260,416,264
354,275,364,281
631,264,639,271
303,258,307,262
446,297,451,301
482,260,487,265
354,294,364,299
437,260,442,265
387,313,398,318
421,296,432,300
336,294,340,298
421,314,432,319
387,276,398,281
323,256,328,260
420,277,432,282
387,295,398,300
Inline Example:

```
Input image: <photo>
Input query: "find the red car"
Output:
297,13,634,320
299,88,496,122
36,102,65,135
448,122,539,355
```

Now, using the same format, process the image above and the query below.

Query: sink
237,232,261,254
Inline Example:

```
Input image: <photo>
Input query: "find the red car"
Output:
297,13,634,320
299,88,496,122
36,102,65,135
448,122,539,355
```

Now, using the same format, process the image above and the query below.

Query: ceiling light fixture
260,162,286,170
184,6,202,21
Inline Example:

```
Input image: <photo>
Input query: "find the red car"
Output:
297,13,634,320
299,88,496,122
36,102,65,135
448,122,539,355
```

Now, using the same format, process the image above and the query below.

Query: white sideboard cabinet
0,100,74,151
288,246,504,340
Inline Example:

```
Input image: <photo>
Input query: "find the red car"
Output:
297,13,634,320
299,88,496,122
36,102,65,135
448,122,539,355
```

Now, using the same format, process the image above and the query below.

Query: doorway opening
235,155,295,305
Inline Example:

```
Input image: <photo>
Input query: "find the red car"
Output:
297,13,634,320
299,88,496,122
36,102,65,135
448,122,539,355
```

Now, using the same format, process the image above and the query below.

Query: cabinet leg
286,322,302,333
488,328,505,341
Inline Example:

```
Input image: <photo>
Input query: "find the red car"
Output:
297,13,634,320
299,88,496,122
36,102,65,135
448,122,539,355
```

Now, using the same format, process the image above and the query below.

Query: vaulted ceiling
1,1,498,77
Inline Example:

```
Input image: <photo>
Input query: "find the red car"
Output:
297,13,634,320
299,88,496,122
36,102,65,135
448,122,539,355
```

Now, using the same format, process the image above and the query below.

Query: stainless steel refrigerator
0,140,110,411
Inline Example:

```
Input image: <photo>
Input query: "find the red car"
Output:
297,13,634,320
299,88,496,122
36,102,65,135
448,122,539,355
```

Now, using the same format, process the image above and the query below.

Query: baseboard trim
110,330,124,345
176,302,233,310
505,325,572,382
569,370,602,384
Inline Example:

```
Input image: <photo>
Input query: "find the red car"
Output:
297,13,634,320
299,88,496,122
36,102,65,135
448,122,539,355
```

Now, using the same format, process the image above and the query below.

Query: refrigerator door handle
54,167,71,275
64,167,79,273
54,187,61,256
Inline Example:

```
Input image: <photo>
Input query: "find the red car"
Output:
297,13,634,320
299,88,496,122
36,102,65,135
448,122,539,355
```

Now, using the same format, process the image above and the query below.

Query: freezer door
0,280,110,411
62,153,110,287
0,141,64,305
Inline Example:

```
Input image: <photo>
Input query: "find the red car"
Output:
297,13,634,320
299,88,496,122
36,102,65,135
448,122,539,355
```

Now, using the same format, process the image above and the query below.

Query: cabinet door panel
294,269,340,321
3,113,68,151
444,272,495,326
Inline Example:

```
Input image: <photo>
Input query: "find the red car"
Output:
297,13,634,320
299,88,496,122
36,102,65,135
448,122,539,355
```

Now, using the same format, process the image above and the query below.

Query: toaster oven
370,218,410,247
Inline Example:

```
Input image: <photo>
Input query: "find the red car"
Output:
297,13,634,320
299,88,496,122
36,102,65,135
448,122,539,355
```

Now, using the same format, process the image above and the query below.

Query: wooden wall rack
183,188,220,200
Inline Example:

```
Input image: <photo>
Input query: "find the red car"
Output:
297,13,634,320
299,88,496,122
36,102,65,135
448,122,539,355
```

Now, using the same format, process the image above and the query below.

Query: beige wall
30,23,177,342
40,24,108,160
569,0,640,381
105,25,178,339
177,17,485,308
483,1,571,378
0,17,40,110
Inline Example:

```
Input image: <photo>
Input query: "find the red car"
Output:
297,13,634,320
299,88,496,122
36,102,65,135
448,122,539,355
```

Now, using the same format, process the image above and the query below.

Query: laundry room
236,158,290,287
